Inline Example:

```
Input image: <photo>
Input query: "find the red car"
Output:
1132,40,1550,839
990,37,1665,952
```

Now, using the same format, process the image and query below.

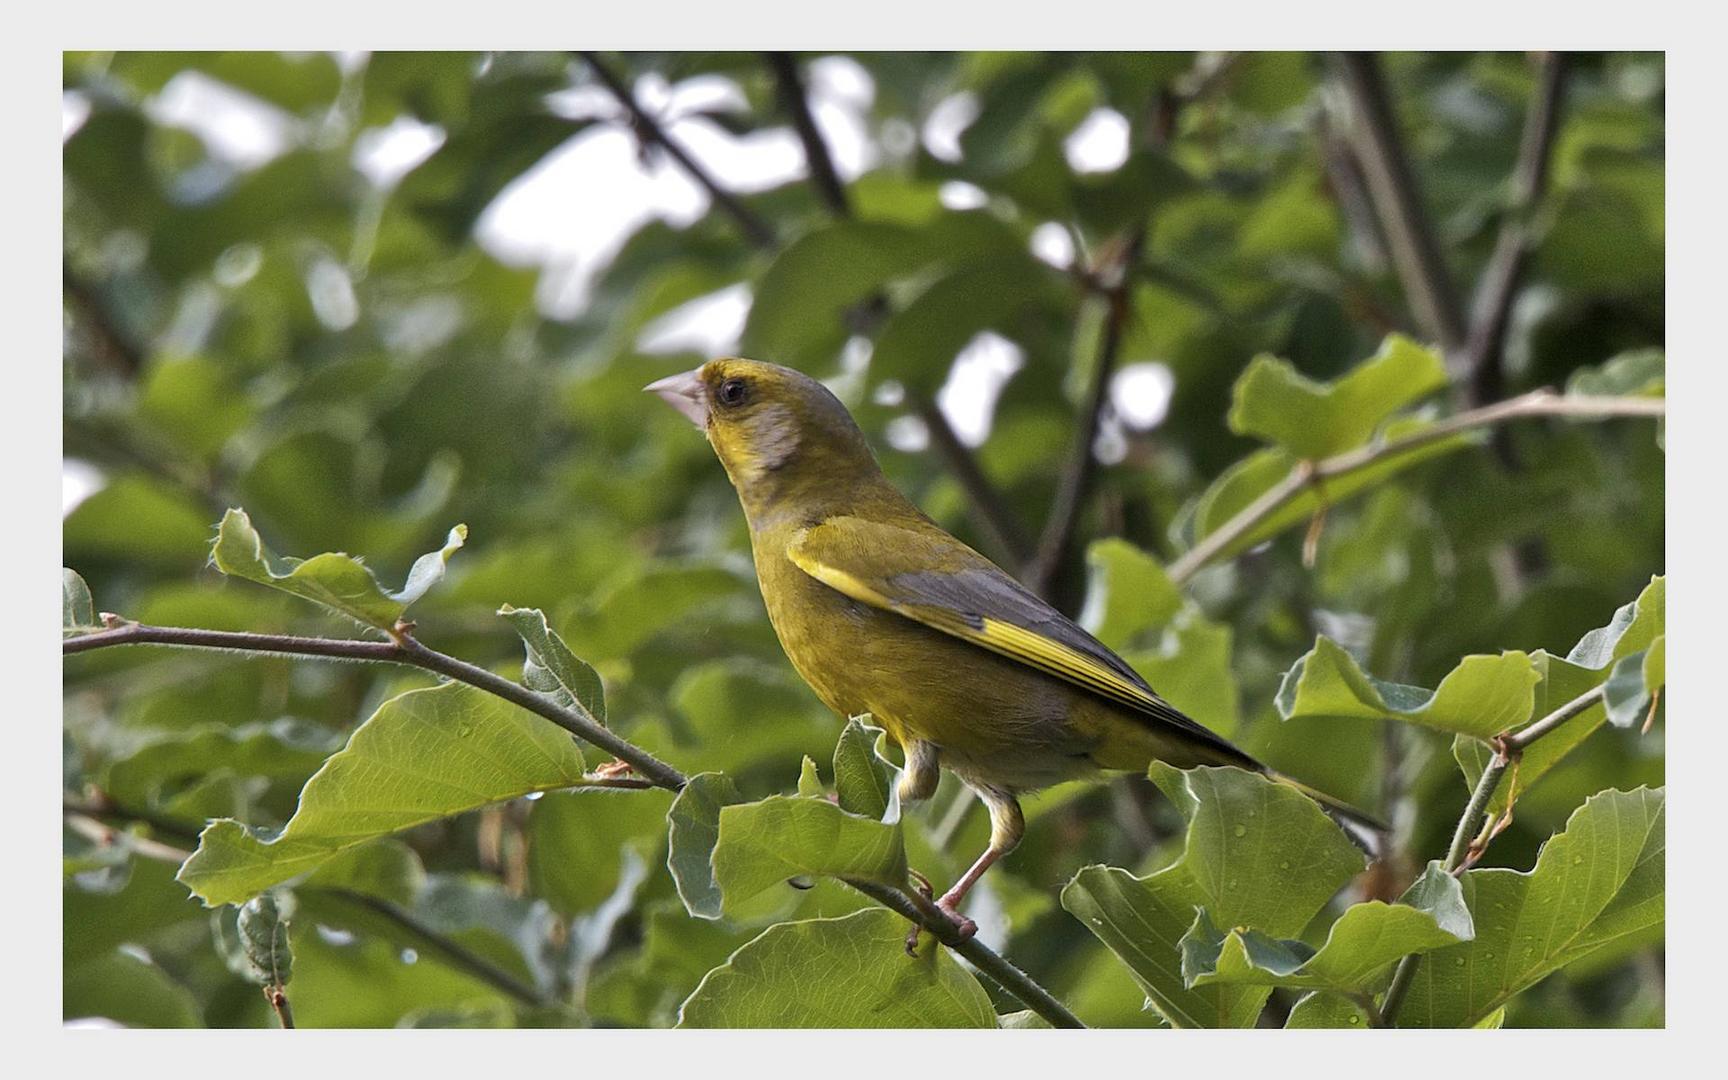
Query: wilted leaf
210,508,466,631
1277,636,1540,738
177,683,588,905
1061,764,1366,1027
677,908,995,1028
236,892,294,986
1395,787,1665,1028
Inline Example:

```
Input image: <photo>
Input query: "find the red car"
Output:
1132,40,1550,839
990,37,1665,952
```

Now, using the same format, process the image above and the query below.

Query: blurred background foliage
63,50,1663,1028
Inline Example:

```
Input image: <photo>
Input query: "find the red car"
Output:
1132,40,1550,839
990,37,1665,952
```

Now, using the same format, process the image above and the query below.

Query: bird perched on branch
649,358,1381,939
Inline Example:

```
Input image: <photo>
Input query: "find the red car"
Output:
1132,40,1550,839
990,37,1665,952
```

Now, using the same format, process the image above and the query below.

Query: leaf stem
1166,390,1665,586
1378,683,1608,1026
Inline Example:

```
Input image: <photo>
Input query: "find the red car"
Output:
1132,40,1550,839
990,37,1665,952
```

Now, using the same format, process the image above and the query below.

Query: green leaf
1276,636,1541,738
1122,609,1241,740
210,508,466,631
833,717,892,820
666,772,744,919
1285,991,1375,1029
65,949,201,1028
1566,348,1664,398
1061,764,1366,1027
711,796,908,918
177,683,588,905
1182,863,1473,993
498,605,606,724
1455,576,1664,812
797,756,824,797
63,568,98,638
1077,538,1183,650
869,258,1054,396
1603,649,1656,729
102,719,341,811
677,908,996,1028
1395,787,1665,1028
1188,415,1480,560
526,787,672,916
1227,335,1449,460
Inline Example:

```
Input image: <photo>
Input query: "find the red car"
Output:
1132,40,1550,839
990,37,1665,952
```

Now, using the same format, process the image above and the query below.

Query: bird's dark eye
716,378,749,407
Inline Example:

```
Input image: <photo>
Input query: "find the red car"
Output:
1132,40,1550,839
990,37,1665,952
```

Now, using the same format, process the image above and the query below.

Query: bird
648,358,1381,939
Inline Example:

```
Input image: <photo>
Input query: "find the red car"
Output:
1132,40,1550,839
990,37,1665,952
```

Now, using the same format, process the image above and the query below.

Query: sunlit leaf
1277,637,1540,739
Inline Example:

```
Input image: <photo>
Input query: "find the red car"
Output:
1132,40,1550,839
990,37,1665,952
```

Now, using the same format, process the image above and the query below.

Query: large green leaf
1077,537,1183,651
102,719,341,810
1061,764,1366,1027
65,949,202,1028
1227,335,1448,460
868,258,1056,396
526,787,672,916
498,605,606,725
177,683,589,905
210,508,466,631
1395,787,1665,1028
1181,862,1473,993
711,796,907,918
1277,636,1540,739
677,909,996,1028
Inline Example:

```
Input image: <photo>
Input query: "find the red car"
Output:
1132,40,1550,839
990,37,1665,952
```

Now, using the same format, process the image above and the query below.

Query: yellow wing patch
787,533,1177,721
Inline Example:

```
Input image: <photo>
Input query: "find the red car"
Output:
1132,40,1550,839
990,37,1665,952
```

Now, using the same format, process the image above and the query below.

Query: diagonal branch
1332,53,1470,363
1462,51,1571,407
579,52,777,251
767,52,851,217
1166,389,1666,586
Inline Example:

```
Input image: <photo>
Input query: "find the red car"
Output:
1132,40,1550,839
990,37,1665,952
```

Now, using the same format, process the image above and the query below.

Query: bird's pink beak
645,368,708,430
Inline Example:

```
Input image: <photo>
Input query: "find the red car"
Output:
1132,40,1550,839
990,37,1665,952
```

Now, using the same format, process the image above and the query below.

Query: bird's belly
755,550,1100,793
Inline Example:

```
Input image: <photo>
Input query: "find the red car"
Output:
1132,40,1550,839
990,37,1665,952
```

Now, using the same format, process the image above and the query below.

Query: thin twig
304,886,551,1008
579,52,777,251
1166,390,1665,586
1025,234,1143,599
1379,684,1607,1025
1463,52,1570,408
1332,53,1469,362
265,986,295,1029
64,622,689,792
767,52,850,217
844,877,1085,1028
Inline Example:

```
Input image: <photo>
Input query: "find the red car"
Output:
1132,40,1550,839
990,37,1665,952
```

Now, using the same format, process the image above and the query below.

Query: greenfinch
649,358,1380,937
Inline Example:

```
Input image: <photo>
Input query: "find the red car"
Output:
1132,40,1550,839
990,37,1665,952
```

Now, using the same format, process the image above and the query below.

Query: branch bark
580,52,777,251
1332,53,1470,363
1378,683,1608,1025
767,52,851,217
1166,390,1666,586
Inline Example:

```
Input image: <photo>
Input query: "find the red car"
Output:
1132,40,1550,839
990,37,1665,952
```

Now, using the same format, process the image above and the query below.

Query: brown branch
63,262,144,377
1024,233,1143,599
1463,51,1571,408
1379,684,1607,1025
1167,389,1666,585
579,52,777,251
767,52,851,217
1332,53,1470,363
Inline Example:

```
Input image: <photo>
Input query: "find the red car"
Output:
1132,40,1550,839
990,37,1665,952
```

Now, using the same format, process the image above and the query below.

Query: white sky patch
937,332,1025,447
939,181,988,211
147,71,293,170
1111,362,1175,430
352,117,445,188
63,460,105,517
636,283,750,357
1030,222,1075,269
923,92,979,163
306,256,359,331
63,91,91,140
1065,108,1130,174
885,414,929,453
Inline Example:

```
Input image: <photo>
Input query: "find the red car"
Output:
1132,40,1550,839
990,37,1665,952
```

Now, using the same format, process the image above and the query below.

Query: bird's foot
935,897,977,941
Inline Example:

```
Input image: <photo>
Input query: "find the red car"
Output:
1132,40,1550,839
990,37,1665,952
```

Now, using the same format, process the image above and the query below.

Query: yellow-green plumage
648,357,1378,932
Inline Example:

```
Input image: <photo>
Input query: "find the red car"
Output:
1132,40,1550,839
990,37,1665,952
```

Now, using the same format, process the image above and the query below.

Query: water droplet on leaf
1233,824,1248,837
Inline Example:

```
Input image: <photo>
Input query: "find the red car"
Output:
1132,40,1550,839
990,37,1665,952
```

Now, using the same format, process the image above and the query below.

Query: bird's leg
897,739,940,806
931,792,1023,941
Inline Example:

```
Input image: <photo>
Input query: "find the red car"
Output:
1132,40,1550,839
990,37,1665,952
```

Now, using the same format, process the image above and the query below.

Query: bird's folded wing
786,516,1243,758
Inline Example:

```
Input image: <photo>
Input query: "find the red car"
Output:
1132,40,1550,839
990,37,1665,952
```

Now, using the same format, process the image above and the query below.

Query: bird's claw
905,893,977,955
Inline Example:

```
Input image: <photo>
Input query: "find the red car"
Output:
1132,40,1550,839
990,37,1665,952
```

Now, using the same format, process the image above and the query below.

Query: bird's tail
1268,771,1387,858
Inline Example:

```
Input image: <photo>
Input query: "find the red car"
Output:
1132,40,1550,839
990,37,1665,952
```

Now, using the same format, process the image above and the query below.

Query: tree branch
917,399,1036,566
579,52,777,251
1166,390,1666,586
1379,683,1608,1025
66,618,1082,1025
1463,52,1571,407
767,52,851,217
63,622,690,792
844,877,1085,1028
1332,53,1470,363
1024,233,1143,599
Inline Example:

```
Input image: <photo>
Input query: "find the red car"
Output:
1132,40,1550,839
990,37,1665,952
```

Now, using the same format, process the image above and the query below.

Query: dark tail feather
1269,771,1387,858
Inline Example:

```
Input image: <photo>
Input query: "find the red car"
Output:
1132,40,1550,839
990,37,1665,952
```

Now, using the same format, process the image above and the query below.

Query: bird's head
646,358,882,522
